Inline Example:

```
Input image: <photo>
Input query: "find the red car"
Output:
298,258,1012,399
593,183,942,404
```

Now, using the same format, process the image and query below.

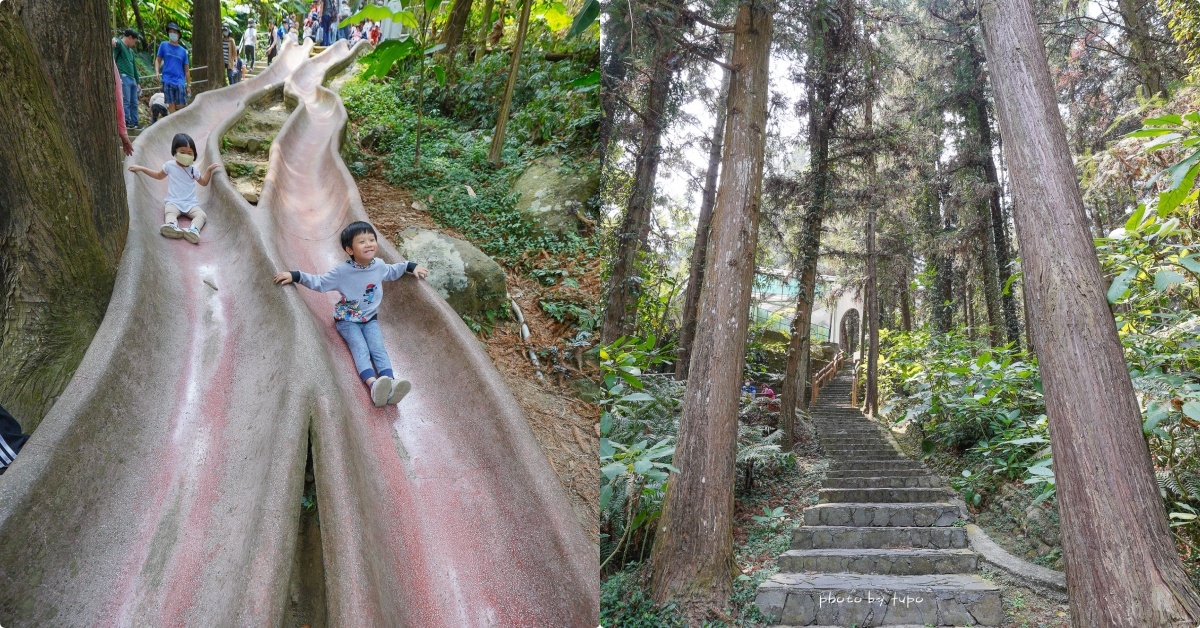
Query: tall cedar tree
979,0,1200,623
649,0,773,616
600,3,683,343
778,0,860,449
676,56,730,380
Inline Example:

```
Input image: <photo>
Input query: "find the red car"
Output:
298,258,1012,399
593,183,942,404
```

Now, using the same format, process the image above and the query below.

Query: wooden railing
810,349,844,405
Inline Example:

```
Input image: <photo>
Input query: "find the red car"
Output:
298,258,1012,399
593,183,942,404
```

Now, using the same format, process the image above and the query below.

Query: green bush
341,77,597,265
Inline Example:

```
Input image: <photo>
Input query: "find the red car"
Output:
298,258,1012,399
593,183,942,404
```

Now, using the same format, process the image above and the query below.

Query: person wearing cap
112,28,141,128
155,22,190,113
221,25,239,86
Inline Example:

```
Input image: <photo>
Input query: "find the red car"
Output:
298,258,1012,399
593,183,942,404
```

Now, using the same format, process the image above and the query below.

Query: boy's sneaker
160,223,184,239
182,226,201,244
388,379,411,405
371,376,393,408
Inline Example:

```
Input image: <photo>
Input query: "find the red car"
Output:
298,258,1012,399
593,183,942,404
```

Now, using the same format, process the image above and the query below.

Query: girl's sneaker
160,223,184,239
371,376,393,407
388,379,411,405
182,226,201,244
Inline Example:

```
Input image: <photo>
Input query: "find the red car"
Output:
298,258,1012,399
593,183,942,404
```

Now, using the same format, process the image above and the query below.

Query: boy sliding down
274,221,429,407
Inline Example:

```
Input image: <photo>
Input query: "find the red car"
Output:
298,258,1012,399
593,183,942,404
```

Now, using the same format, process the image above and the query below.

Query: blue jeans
335,319,393,383
120,74,139,126
163,82,187,106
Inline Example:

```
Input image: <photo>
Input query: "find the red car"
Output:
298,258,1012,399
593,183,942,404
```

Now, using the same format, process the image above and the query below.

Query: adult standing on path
265,20,280,66
155,22,190,114
320,10,334,46
337,1,351,41
222,26,239,86
240,20,257,72
112,29,141,129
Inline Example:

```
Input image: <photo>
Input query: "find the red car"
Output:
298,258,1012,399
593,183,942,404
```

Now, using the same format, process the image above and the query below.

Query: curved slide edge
0,37,598,626
261,39,598,626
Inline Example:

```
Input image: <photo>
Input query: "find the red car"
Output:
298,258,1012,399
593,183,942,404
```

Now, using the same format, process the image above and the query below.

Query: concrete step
820,444,898,453
778,548,979,575
823,476,944,489
756,572,1003,626
829,461,924,472
791,525,968,550
826,468,933,479
803,502,962,527
818,487,954,504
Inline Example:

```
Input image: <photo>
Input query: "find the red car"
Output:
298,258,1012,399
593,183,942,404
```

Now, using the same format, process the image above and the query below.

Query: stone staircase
755,369,1003,626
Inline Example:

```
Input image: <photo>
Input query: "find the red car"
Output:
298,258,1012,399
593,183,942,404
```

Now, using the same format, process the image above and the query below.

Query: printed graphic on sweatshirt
333,284,379,322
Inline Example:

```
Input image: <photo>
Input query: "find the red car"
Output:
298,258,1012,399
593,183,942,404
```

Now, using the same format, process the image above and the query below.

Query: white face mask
175,153,195,166
169,32,179,42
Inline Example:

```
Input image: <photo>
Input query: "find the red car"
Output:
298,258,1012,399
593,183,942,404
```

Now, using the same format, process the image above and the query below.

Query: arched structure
839,309,860,356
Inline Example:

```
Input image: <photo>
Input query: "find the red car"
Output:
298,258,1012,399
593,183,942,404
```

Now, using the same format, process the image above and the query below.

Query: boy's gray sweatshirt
291,257,418,323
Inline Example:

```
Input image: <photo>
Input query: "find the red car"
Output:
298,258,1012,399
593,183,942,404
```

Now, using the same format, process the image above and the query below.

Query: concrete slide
0,39,598,626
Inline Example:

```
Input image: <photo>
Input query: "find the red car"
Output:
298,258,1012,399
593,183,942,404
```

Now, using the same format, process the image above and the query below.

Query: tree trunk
779,135,829,447
1115,0,1164,96
191,0,224,92
0,1,118,431
979,0,1200,623
473,0,495,62
487,0,531,165
600,10,678,343
900,263,913,332
864,100,879,416
967,62,1021,346
924,185,954,334
129,0,146,50
676,56,730,380
438,0,474,60
648,0,773,616
977,199,1004,346
599,0,631,157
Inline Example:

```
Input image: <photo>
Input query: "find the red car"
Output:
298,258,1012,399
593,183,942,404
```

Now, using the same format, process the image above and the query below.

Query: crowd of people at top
109,1,388,139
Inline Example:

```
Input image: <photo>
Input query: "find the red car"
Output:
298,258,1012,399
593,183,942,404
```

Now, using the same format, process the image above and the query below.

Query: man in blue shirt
155,22,190,113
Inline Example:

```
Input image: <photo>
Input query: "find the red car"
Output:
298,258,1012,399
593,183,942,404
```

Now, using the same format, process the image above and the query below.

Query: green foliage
539,300,599,332
341,78,594,265
599,565,684,628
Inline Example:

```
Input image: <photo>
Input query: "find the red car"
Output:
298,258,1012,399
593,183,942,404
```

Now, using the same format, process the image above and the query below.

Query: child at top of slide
128,133,222,244
273,221,430,407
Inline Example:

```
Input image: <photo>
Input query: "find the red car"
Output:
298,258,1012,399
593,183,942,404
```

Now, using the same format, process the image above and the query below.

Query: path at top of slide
0,39,598,627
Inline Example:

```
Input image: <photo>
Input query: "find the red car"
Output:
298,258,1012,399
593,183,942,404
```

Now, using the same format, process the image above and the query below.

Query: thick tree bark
438,0,474,60
487,0,532,164
473,0,496,62
192,0,224,92
979,0,1200,624
600,9,679,343
922,184,954,334
676,58,730,380
17,0,126,264
648,0,773,615
900,266,912,332
0,1,117,431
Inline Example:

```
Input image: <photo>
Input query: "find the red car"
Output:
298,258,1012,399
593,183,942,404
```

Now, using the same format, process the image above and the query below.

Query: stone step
778,548,979,575
826,468,933,479
792,525,968,550
755,572,1003,626
804,503,962,527
823,476,944,489
818,488,953,504
821,445,898,454
830,461,924,473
